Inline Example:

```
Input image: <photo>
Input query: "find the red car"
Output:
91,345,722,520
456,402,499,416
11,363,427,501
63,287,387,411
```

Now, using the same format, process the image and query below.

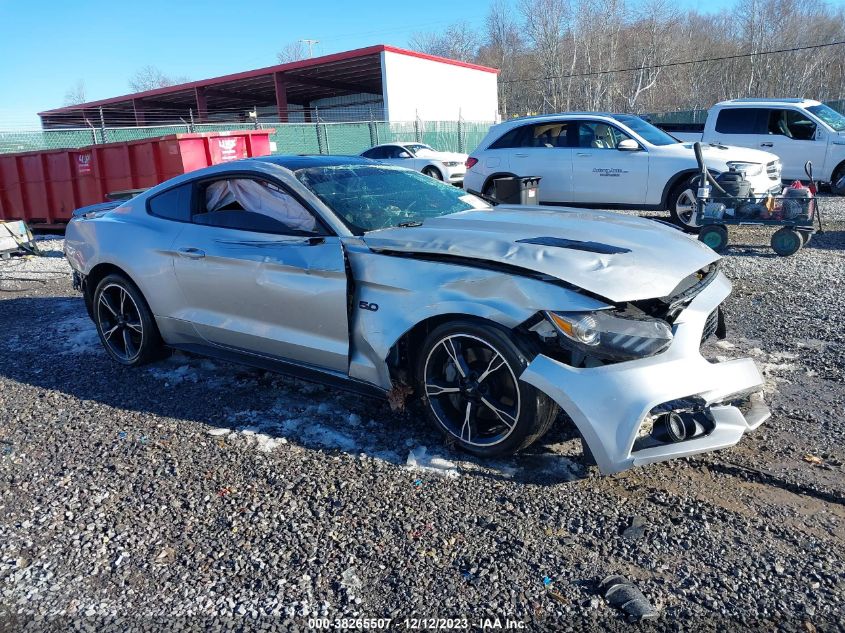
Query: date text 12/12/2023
307,617,527,629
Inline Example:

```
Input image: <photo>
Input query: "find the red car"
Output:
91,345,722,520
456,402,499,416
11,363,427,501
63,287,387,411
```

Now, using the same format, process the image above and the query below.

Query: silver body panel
64,158,767,475
362,205,719,302
521,273,767,474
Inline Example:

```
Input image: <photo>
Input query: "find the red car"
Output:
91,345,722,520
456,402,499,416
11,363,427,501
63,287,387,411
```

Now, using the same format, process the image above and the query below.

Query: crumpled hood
363,206,720,302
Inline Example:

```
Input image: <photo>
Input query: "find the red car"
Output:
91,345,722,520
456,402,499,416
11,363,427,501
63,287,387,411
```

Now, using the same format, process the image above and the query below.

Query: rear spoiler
71,188,149,219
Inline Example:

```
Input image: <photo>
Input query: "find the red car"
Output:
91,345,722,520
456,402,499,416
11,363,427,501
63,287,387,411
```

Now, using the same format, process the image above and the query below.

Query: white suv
463,113,783,230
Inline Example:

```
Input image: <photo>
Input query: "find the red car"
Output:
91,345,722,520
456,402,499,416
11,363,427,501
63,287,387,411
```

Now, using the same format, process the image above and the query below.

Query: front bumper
446,171,465,184
520,272,769,474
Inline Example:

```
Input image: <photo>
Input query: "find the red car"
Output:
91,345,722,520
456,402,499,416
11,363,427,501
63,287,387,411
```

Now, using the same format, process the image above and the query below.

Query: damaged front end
520,268,768,475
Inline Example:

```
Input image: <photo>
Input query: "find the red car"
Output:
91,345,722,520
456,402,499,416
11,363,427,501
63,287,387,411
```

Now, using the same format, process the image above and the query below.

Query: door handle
576,152,592,157
514,153,528,158
760,142,773,148
177,247,206,259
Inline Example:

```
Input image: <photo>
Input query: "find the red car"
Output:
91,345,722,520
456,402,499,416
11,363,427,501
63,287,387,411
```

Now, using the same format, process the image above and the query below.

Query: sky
0,0,736,128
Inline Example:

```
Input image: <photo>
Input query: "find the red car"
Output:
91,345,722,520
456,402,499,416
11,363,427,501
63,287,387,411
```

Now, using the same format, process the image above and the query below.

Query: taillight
465,157,478,169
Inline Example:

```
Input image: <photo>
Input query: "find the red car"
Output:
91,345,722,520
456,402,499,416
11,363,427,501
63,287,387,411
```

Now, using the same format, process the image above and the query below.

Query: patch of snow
537,455,585,482
406,446,459,478
281,419,359,452
52,317,101,355
714,340,735,350
147,364,199,385
206,428,231,437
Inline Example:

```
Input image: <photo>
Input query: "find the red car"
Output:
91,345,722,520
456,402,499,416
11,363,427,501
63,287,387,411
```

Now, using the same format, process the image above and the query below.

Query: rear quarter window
488,126,528,149
146,183,193,222
715,108,766,134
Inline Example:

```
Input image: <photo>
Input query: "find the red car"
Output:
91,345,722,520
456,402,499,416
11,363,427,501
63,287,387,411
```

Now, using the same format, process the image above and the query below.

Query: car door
508,121,573,202
378,145,416,169
170,175,349,373
759,108,828,180
569,120,649,204
711,107,766,153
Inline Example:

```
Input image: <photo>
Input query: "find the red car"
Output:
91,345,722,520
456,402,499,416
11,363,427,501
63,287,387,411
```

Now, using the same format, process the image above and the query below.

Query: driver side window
193,177,322,235
766,109,816,140
577,122,631,149
384,146,409,159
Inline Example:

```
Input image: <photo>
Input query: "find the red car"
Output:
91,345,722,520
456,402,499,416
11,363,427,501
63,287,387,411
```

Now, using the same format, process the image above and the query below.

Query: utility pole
300,39,319,58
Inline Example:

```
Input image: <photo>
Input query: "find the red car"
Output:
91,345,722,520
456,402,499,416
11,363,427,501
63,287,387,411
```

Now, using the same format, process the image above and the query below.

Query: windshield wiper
396,221,423,228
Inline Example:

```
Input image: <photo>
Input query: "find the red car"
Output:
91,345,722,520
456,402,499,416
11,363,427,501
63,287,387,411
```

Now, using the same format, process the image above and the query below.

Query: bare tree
478,0,527,116
519,0,569,112
410,21,480,62
63,80,87,105
129,66,189,92
277,41,307,64
427,0,845,118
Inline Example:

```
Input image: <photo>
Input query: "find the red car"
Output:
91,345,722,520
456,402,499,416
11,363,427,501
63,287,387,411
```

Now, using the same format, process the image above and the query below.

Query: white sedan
360,143,467,183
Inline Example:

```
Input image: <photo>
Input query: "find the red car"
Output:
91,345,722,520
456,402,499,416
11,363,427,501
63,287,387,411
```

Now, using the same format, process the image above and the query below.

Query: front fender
343,243,608,389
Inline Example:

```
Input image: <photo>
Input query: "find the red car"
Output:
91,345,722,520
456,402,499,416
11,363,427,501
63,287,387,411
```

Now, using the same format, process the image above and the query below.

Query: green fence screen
3,99,843,156
0,120,495,156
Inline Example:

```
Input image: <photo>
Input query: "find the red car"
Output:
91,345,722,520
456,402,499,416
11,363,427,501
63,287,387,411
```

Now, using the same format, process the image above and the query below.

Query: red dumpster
0,129,274,226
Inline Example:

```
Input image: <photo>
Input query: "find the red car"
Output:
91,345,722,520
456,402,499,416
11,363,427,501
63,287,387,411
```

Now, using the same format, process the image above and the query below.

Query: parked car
360,142,467,183
463,113,782,230
64,156,768,475
657,99,845,190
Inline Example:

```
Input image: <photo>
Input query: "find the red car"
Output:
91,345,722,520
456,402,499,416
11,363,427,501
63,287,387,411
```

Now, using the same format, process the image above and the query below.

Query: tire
668,178,702,232
832,164,845,196
698,224,729,253
770,228,802,257
799,230,813,247
422,166,443,180
415,320,559,458
93,273,163,366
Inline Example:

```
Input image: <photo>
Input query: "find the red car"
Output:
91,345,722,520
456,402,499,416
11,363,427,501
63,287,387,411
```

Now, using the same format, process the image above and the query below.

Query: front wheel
93,273,163,366
831,164,845,196
422,166,443,180
668,179,702,232
415,321,558,457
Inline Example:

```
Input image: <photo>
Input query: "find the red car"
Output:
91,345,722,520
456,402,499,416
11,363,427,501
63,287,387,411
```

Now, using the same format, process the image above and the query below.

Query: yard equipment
693,143,822,257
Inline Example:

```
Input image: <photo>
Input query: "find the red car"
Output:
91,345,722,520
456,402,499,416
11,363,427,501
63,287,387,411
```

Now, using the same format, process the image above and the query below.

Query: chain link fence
0,120,495,156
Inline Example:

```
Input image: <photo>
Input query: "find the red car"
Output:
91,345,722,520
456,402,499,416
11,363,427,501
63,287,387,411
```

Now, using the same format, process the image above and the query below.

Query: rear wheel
93,273,162,366
668,179,702,232
416,321,558,457
422,166,443,180
771,228,802,257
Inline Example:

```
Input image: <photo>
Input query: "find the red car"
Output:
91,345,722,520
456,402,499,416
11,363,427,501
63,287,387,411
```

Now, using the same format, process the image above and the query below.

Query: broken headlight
545,310,673,361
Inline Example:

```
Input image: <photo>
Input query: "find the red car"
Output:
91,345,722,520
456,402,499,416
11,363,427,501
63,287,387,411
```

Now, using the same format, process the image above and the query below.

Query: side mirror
617,139,641,151
398,151,412,159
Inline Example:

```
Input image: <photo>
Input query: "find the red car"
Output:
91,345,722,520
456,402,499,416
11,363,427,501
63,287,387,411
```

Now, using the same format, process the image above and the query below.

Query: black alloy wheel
417,321,558,457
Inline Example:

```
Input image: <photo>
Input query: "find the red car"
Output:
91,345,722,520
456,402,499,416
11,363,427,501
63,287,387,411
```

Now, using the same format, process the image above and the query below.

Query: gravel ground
1,201,844,631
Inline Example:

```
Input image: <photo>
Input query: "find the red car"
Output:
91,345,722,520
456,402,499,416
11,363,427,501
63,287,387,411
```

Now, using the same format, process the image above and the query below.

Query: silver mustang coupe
64,155,769,474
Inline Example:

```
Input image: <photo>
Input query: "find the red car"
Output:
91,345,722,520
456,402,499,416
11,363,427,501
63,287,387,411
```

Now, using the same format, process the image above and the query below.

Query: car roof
254,154,374,170
719,98,821,107
495,112,638,128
